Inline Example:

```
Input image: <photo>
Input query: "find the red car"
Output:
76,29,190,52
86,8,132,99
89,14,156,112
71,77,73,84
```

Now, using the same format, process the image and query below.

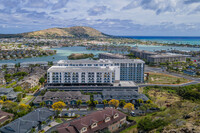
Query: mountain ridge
0,26,110,38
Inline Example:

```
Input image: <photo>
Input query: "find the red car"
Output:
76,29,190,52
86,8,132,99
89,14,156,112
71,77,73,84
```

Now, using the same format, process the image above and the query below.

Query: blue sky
0,0,200,36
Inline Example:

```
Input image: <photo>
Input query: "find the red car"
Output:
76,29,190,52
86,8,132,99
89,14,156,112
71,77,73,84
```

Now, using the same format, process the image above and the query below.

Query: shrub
137,117,168,131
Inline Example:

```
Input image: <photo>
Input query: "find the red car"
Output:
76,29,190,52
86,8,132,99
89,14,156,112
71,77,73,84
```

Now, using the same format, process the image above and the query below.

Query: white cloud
0,0,200,35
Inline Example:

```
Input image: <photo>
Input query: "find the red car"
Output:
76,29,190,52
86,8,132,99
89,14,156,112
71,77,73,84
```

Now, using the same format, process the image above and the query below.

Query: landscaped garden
20,95,34,104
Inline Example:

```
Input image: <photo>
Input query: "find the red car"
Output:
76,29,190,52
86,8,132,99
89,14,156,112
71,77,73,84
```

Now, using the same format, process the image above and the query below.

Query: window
105,117,110,122
91,123,97,128
114,113,119,119
81,127,87,132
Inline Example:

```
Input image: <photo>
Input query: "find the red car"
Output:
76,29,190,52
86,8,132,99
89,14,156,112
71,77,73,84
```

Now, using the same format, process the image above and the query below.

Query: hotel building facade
47,66,119,84
47,59,145,84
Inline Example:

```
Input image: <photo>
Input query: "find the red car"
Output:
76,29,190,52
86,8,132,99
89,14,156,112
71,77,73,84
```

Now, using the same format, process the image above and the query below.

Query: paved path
44,121,59,132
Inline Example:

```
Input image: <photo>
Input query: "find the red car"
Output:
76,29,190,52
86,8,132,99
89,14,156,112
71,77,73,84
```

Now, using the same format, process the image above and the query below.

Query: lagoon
0,46,104,64
0,45,199,64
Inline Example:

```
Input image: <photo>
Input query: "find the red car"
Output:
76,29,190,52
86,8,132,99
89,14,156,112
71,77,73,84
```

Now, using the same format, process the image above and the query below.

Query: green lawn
20,95,34,104
55,118,63,123
148,72,190,85
120,113,156,133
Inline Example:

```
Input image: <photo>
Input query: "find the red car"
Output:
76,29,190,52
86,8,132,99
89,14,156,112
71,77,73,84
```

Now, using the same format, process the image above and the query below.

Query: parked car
130,111,136,117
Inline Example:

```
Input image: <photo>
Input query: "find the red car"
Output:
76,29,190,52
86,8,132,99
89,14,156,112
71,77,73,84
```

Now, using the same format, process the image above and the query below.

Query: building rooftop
33,91,90,104
57,108,126,133
48,66,116,72
94,90,149,102
149,53,189,58
0,111,14,124
0,88,19,100
0,108,54,133
99,53,127,58
109,59,145,64
113,81,137,87
57,59,145,64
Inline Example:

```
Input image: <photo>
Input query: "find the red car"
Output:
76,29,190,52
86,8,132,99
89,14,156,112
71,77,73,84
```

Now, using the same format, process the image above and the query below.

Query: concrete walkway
43,121,59,132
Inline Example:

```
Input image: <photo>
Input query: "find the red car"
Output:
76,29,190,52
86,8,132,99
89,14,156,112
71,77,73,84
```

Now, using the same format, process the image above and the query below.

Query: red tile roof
57,108,126,133
0,110,14,124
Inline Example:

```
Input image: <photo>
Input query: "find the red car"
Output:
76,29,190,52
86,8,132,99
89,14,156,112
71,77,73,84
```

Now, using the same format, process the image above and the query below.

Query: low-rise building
147,53,188,64
183,69,197,76
0,73,6,85
130,48,188,64
57,108,126,133
94,90,149,103
0,88,19,101
130,48,157,60
33,91,90,106
0,107,54,133
16,67,46,90
99,53,128,59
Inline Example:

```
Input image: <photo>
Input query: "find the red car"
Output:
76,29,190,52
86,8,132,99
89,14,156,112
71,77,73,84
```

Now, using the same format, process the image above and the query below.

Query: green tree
119,100,126,107
16,93,22,102
176,79,181,84
1,95,7,101
102,99,108,108
76,100,82,108
14,86,23,92
86,100,92,106
39,77,45,84
137,99,144,104
39,101,46,107
93,100,98,106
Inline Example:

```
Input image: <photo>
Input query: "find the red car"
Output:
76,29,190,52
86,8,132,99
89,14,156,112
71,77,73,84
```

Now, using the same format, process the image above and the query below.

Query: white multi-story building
47,66,120,84
53,59,145,83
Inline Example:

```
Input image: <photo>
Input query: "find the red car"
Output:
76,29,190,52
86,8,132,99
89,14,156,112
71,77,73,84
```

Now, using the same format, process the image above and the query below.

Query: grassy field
148,72,190,84
121,86,200,133
120,113,157,133
20,95,34,104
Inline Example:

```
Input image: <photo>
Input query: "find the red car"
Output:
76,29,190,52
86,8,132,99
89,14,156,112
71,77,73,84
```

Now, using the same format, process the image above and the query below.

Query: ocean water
0,36,200,64
124,36,200,45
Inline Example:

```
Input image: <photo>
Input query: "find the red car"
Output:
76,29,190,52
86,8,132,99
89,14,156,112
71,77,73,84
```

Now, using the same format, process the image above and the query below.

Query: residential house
183,69,197,76
94,90,149,104
0,111,14,126
57,108,126,133
0,88,19,101
16,67,46,90
33,91,90,107
0,73,6,85
0,107,54,133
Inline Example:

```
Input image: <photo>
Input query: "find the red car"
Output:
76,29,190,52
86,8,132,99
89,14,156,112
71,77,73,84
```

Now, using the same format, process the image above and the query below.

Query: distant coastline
120,36,200,48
